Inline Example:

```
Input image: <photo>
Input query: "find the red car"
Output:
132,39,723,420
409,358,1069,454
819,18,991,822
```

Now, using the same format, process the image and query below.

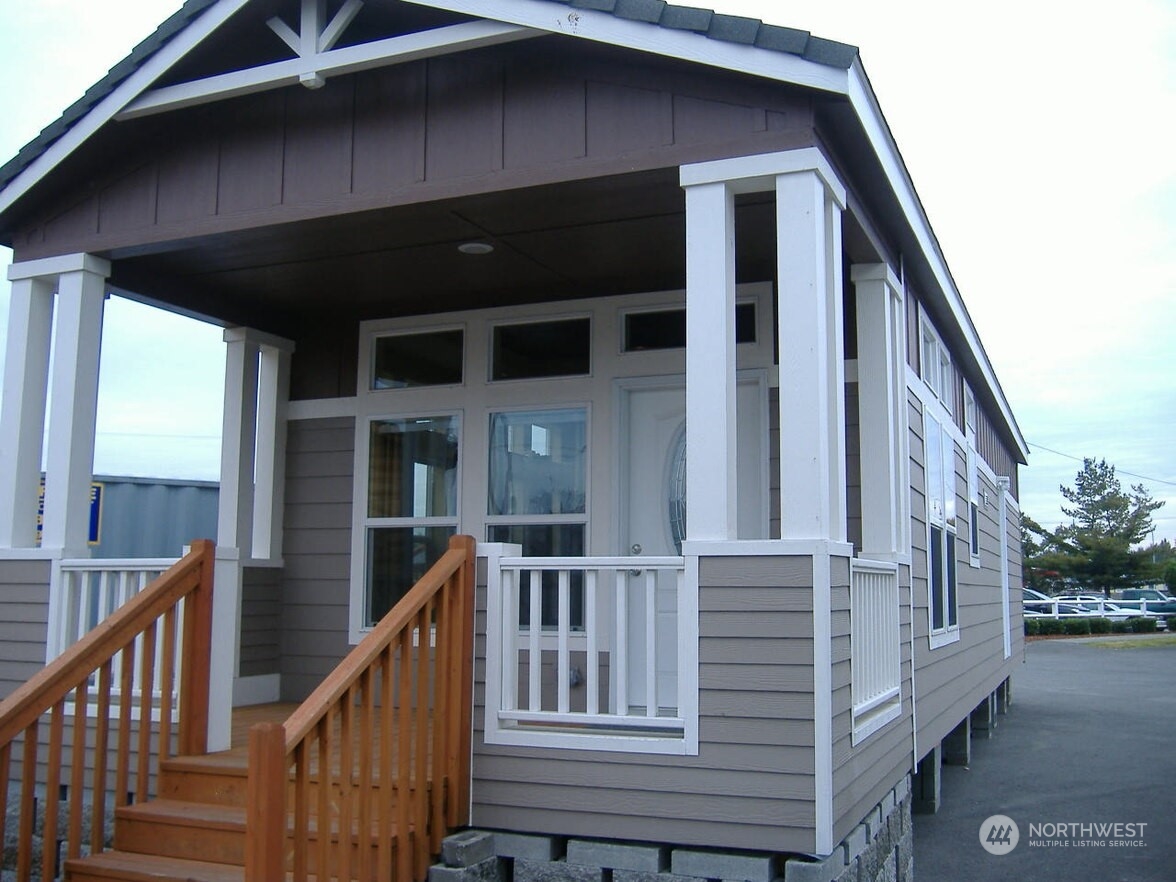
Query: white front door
620,376,766,712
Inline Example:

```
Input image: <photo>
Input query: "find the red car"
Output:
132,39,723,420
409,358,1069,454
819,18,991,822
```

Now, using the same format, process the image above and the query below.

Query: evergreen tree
1026,458,1164,595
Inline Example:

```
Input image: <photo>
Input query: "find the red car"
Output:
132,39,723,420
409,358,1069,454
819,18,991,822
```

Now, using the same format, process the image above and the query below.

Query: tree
1026,458,1164,595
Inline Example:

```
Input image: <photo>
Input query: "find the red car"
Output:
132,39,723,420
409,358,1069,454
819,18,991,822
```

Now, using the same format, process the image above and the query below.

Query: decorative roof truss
117,1,537,121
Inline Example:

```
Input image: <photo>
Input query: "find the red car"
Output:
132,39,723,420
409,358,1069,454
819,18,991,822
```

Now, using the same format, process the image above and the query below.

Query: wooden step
65,850,245,882
114,800,246,866
158,755,249,807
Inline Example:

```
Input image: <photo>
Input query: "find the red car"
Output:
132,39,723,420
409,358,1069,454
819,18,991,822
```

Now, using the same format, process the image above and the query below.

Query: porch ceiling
108,169,780,337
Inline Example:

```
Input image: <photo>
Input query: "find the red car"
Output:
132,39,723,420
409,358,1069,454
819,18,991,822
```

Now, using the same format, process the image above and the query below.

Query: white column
41,262,110,555
218,330,260,556
252,343,293,559
683,181,738,541
853,264,907,558
776,170,847,542
0,276,54,548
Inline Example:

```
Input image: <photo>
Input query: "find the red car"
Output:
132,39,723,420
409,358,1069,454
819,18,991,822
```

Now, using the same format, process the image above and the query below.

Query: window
920,315,953,415
925,409,959,644
623,302,757,352
492,318,590,381
361,415,459,626
487,408,588,628
965,385,981,566
371,329,463,389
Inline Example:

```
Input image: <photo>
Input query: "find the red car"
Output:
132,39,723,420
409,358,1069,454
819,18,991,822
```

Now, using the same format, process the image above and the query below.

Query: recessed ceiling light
458,241,494,255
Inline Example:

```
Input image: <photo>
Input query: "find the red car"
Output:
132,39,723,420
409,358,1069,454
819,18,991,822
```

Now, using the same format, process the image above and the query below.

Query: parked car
1022,588,1088,617
1115,589,1176,615
1051,594,1138,620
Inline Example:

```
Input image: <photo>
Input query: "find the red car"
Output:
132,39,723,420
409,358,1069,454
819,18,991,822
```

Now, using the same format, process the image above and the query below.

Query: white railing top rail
500,555,684,569
57,557,180,571
851,557,901,574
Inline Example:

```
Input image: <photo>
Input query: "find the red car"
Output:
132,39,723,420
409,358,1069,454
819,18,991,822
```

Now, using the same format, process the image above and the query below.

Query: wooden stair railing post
247,721,288,882
453,534,476,826
179,538,215,757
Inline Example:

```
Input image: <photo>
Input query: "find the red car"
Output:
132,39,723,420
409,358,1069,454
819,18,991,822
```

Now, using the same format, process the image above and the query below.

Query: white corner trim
813,551,834,856
7,253,112,282
232,673,281,706
287,397,358,421
401,0,848,96
0,0,255,218
680,146,847,208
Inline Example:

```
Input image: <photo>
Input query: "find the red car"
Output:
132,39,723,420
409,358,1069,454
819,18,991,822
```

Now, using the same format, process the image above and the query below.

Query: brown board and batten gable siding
279,416,356,701
12,40,816,265
472,555,821,854
908,391,1019,760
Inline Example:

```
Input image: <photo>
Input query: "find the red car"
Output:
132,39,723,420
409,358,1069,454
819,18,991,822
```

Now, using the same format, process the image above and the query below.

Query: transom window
492,318,591,381
371,328,463,389
623,302,757,352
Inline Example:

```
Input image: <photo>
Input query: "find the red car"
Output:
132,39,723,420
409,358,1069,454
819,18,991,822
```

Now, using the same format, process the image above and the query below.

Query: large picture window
926,409,959,644
487,408,588,627
362,415,459,626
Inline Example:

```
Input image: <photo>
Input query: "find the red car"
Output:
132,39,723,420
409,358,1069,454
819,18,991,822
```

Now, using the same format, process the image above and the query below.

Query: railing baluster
615,569,628,715
18,720,38,882
430,586,449,852
136,622,157,801
91,661,113,855
43,700,65,882
501,568,518,713
159,606,177,760
586,569,598,716
293,739,309,881
337,685,354,882
317,710,333,882
358,666,375,882
116,639,134,806
645,569,657,717
527,570,541,712
378,650,395,880
413,603,433,878
396,631,413,882
0,742,9,865
557,570,570,715
68,677,89,858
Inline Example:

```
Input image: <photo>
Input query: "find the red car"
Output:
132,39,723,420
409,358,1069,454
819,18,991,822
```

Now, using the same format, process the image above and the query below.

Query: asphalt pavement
912,634,1176,882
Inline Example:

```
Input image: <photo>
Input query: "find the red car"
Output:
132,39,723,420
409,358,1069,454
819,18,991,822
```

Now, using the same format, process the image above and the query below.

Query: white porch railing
484,551,691,750
849,558,902,742
47,558,180,702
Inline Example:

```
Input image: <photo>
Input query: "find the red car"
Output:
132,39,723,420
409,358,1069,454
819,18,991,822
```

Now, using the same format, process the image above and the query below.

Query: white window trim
919,308,953,415
923,405,960,650
965,383,981,569
348,409,463,643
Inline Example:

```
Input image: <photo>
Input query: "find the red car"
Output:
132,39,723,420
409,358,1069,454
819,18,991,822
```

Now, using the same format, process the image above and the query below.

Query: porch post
0,274,54,549
683,181,738,540
210,328,294,748
776,168,847,542
41,263,109,555
852,264,908,559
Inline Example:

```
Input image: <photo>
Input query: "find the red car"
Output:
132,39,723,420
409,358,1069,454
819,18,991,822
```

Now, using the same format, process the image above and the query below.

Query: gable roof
0,0,1028,464
0,0,856,194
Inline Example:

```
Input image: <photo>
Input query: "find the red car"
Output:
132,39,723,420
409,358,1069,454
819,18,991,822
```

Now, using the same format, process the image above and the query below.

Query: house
0,1,1028,881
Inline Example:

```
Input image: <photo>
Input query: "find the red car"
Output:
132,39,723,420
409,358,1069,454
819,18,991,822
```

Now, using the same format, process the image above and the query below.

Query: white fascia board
401,0,848,96
845,61,1029,462
0,0,254,219
118,20,537,120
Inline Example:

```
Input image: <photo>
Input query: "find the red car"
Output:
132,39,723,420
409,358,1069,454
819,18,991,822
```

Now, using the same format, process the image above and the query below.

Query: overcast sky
0,0,1173,540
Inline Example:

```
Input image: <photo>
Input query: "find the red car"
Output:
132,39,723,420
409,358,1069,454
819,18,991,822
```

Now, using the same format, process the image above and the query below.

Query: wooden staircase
66,753,251,881
0,535,476,882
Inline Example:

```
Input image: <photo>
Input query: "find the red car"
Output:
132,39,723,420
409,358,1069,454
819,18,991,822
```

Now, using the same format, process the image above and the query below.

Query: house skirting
431,776,913,882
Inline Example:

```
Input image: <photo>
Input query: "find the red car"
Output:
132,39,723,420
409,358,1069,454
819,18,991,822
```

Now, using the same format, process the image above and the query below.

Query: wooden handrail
248,534,476,882
0,539,214,746
0,539,215,881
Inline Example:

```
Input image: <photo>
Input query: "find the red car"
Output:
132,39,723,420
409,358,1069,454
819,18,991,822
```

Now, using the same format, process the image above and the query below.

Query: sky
0,0,1173,540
